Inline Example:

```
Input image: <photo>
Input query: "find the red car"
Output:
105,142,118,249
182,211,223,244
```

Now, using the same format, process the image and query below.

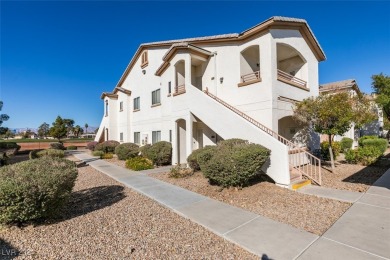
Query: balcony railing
277,69,307,89
241,71,261,83
173,84,186,96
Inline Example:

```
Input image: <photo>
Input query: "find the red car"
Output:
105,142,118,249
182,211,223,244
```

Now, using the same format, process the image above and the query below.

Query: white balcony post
185,114,193,161
172,120,179,165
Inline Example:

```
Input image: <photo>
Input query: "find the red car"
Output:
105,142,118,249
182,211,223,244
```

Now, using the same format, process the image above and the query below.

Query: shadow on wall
342,152,390,188
0,238,20,259
56,185,126,223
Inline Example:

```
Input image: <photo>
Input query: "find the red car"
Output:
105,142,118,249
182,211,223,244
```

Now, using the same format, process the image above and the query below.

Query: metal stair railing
203,88,321,185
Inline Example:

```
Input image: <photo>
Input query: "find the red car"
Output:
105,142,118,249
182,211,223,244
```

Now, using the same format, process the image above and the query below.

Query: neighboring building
95,16,326,187
319,79,383,146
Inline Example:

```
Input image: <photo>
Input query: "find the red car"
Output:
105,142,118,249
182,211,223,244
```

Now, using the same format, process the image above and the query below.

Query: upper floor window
105,100,108,117
152,89,161,106
168,81,171,95
134,97,140,111
119,101,123,112
120,132,123,142
141,50,148,68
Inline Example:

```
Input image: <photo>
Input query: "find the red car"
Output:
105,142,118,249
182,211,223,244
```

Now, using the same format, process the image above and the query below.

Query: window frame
141,50,148,68
152,131,161,144
134,132,140,145
133,97,140,111
151,89,161,106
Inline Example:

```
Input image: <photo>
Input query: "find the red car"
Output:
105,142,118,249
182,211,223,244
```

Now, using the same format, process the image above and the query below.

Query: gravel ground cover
0,159,257,259
320,148,390,192
147,171,350,236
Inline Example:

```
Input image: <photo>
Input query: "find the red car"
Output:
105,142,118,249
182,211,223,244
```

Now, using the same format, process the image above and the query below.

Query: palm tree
74,125,81,138
84,123,89,134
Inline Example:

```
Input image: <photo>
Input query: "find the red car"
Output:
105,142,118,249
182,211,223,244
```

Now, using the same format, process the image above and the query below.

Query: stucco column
172,120,178,165
185,114,193,161
185,54,191,88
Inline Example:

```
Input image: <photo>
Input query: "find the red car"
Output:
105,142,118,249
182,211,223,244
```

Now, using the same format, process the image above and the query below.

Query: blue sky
1,1,389,129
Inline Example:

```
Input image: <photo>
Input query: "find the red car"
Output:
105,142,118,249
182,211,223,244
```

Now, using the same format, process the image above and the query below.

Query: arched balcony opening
239,45,261,86
174,60,186,96
276,43,308,89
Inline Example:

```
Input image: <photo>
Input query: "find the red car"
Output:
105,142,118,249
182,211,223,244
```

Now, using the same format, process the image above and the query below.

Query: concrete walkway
298,185,364,203
72,151,390,259
299,170,390,259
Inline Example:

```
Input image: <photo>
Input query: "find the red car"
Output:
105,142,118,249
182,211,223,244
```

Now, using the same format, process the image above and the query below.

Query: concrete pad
358,193,390,209
298,186,362,203
225,216,318,259
323,203,390,259
298,237,384,260
137,183,207,210
177,199,258,235
366,170,390,198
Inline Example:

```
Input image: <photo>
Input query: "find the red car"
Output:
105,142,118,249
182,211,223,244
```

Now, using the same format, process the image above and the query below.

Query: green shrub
140,144,152,158
146,141,172,166
114,143,139,160
361,138,387,154
50,142,66,150
218,138,248,147
101,153,114,159
86,141,98,151
94,140,120,153
66,146,78,150
345,146,383,166
169,165,193,178
92,150,104,158
0,152,8,167
200,139,270,187
29,149,43,159
187,146,216,171
0,157,78,224
340,137,353,152
0,142,21,157
36,149,65,158
358,135,377,147
197,146,218,169
320,141,341,161
125,157,154,171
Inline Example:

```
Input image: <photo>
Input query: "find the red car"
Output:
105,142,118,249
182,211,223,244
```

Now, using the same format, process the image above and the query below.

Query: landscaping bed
320,148,390,192
0,160,257,259
148,171,350,236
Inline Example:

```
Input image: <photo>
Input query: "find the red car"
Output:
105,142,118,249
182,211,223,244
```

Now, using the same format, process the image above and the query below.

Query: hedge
114,143,139,160
125,157,154,171
361,138,387,154
345,146,383,166
199,139,270,187
143,141,172,166
320,141,341,161
0,157,78,224
340,137,353,152
95,140,120,153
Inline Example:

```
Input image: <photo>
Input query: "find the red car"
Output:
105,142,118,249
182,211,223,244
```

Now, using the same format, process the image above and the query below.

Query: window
152,89,161,106
133,97,140,111
134,132,140,145
141,50,148,68
152,131,161,144
168,81,171,95
119,101,123,112
105,100,108,116
169,130,172,143
120,132,123,142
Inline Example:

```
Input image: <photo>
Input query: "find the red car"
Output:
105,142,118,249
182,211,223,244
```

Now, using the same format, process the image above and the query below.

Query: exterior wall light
142,69,146,75
220,77,224,84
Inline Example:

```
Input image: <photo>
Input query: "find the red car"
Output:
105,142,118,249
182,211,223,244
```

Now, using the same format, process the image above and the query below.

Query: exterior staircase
202,88,322,186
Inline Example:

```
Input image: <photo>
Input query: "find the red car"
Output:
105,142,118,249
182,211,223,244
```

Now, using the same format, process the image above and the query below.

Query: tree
372,73,390,121
74,125,83,138
38,122,50,138
84,123,89,134
22,129,33,139
0,101,9,127
63,119,75,138
49,116,67,142
4,129,14,139
294,92,376,171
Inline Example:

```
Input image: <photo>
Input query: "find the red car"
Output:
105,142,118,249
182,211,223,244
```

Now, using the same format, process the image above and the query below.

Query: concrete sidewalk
298,185,364,203
298,170,390,259
72,151,318,259
72,151,390,259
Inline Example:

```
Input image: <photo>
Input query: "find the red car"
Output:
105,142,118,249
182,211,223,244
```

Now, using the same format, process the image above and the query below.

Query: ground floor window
169,130,172,143
134,132,140,145
120,132,123,142
152,131,161,144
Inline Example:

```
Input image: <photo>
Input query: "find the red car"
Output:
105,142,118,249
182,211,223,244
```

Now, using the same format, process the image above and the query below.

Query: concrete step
291,180,311,191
